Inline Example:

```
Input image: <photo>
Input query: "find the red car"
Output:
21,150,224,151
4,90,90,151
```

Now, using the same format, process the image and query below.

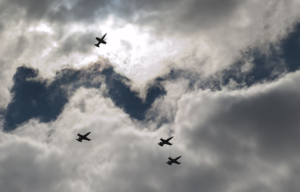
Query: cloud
54,31,96,56
0,139,72,192
3,64,165,131
154,22,300,93
0,22,4,34
4,0,241,28
3,0,110,24
176,70,300,166
1,1,300,191
108,0,242,34
1,69,300,192
169,71,300,192
0,87,170,192
1,0,300,94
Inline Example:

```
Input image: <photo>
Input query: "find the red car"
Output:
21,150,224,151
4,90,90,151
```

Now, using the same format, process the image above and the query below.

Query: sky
1,0,300,191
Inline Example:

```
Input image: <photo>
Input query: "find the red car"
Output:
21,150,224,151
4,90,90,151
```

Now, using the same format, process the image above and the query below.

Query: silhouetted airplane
95,33,107,47
167,156,181,165
158,136,173,146
77,132,91,142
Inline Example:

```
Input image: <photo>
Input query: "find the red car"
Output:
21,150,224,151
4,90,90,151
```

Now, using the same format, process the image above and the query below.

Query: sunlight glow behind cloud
2,0,300,192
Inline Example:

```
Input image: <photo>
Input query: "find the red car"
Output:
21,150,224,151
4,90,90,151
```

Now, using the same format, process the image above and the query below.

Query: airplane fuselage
158,137,173,146
95,33,107,47
167,156,181,165
77,132,91,142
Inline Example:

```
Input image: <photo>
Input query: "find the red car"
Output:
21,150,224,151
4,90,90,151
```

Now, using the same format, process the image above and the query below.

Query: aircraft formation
77,134,181,165
77,33,182,166
158,136,181,165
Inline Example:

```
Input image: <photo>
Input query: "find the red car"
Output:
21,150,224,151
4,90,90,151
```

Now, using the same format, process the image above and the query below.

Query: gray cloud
0,140,71,192
3,0,110,23
1,0,300,192
14,36,28,58
55,31,96,56
170,72,300,192
176,71,300,170
115,0,243,34
0,22,4,34
1,71,300,192
8,0,55,21
3,0,243,34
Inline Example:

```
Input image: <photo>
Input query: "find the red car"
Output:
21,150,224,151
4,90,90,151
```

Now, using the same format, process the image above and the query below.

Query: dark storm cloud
180,77,300,163
4,64,165,131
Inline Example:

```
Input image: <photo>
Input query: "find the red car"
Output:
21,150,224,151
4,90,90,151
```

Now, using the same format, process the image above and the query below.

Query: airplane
167,156,181,165
158,136,173,147
95,33,107,47
76,132,91,142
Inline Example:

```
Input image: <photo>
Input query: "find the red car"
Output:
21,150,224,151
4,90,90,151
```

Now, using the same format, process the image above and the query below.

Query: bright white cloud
28,23,54,34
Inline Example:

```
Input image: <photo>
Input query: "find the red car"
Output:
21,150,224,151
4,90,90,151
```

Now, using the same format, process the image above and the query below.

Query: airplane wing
100,40,106,44
84,132,91,137
167,136,173,141
168,157,173,161
160,138,164,142
77,133,82,137
96,37,101,41
174,161,181,165
175,156,181,160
